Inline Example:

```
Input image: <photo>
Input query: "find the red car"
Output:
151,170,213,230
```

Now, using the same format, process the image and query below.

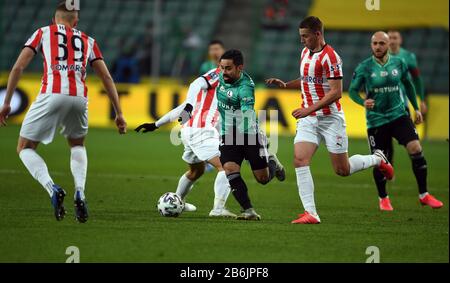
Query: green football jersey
349,55,419,129
215,71,258,135
390,47,425,104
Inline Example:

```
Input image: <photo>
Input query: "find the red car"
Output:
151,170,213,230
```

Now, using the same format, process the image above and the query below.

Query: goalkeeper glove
134,123,159,133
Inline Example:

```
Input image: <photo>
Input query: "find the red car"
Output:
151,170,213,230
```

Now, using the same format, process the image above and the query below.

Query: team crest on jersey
391,69,398,76
209,71,219,80
226,90,233,98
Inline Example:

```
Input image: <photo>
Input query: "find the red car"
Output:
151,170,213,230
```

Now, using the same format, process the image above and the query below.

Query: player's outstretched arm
265,78,301,89
178,76,209,124
0,48,35,126
91,59,127,134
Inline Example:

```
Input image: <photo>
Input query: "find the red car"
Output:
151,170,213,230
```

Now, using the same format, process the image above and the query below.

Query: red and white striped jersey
299,44,343,116
183,67,221,129
24,24,103,98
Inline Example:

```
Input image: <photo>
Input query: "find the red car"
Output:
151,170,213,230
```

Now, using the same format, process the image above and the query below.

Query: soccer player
199,40,225,75
382,30,427,187
213,49,285,221
265,16,393,224
349,31,443,210
388,30,427,115
135,67,236,218
0,3,127,222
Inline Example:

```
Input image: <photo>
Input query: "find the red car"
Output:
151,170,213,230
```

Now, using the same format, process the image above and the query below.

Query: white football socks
213,170,231,210
176,173,195,199
295,166,317,215
71,146,87,200
349,154,380,175
19,148,54,197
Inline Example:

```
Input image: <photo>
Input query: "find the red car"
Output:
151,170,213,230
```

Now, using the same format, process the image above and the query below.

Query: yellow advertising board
0,77,447,140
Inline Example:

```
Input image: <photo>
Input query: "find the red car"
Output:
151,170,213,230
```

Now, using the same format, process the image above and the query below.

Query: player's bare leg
206,157,236,217
17,136,66,221
405,140,443,208
68,136,89,222
224,162,260,221
176,162,205,212
291,142,321,224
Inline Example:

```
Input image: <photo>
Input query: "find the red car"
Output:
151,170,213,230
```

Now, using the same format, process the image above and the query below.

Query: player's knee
256,175,270,185
406,141,422,155
294,156,310,167
335,167,350,177
187,167,204,180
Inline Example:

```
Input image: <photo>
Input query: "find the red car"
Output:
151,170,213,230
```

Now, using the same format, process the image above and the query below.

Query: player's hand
414,110,423,125
364,99,375,110
265,78,286,88
420,101,427,115
134,123,158,133
0,104,11,127
115,115,127,134
178,103,193,125
292,107,310,119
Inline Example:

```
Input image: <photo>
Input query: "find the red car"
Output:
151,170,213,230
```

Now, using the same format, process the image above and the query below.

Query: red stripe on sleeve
29,29,43,49
50,25,61,93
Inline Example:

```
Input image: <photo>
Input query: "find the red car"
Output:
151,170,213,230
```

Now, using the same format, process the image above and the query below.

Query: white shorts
180,127,220,164
294,112,348,154
20,93,88,145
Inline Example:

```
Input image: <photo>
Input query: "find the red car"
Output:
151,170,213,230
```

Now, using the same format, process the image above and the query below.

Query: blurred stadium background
0,0,448,140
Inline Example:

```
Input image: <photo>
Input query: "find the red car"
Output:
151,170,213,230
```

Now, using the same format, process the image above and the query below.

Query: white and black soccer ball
157,192,185,217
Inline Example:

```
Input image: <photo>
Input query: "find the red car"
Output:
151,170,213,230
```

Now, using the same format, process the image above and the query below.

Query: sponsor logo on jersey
373,85,399,93
371,72,377,78
380,71,388,77
300,75,324,84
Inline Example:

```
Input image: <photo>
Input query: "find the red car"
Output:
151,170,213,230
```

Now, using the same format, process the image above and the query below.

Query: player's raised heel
74,191,88,223
420,194,444,209
236,208,261,221
374,149,394,180
51,185,66,221
269,154,286,181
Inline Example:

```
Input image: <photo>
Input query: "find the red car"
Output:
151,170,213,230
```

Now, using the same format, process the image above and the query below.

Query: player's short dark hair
299,16,324,34
209,40,224,47
220,49,244,66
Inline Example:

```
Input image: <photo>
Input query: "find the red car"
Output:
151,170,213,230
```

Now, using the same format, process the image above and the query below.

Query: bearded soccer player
0,2,127,222
349,31,443,210
266,16,393,224
135,67,236,218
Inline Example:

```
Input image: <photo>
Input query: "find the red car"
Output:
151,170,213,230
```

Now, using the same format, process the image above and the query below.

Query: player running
135,67,237,218
349,31,443,210
212,49,285,221
266,16,393,224
0,3,127,222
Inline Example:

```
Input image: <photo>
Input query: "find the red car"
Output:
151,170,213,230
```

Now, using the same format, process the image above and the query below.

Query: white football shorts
20,93,88,144
294,112,348,154
180,127,220,164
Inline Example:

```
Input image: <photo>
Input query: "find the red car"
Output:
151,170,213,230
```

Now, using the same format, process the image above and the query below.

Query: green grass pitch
0,125,448,262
